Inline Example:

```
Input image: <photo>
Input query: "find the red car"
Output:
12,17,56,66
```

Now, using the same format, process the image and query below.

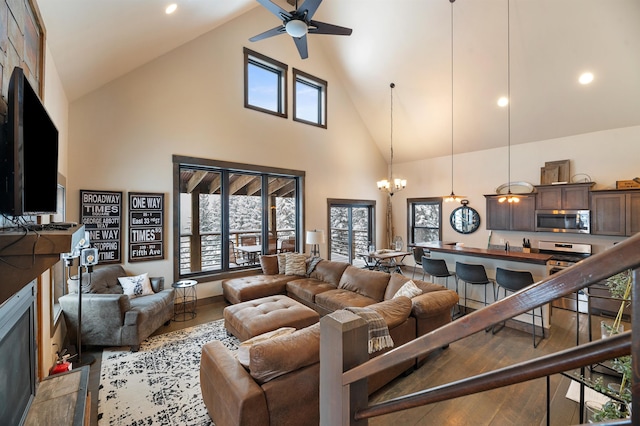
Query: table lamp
306,230,325,257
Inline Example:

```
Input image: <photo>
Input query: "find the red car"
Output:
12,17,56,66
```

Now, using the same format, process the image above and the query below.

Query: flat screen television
0,66,59,216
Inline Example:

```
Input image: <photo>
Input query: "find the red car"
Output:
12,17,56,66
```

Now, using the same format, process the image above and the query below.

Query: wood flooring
84,296,625,425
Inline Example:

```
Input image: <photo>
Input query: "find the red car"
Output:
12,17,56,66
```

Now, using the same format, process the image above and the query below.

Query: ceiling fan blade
249,25,286,42
308,20,353,36
297,0,323,21
292,35,309,59
256,0,292,20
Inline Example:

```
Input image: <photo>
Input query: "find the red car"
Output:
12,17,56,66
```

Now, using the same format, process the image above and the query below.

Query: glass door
328,201,374,266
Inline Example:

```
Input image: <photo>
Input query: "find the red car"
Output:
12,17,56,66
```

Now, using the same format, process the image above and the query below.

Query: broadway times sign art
80,190,122,263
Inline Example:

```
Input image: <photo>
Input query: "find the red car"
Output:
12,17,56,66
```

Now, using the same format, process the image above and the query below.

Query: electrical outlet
499,238,505,244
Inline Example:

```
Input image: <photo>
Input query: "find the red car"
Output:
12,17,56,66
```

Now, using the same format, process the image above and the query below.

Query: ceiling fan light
286,19,307,38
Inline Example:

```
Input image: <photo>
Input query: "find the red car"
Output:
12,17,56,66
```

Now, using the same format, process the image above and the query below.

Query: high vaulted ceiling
39,0,640,163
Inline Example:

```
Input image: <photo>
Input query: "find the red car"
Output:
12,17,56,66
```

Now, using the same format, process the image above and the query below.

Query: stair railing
320,232,640,425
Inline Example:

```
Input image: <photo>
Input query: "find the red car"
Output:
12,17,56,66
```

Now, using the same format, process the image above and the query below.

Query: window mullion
221,170,230,270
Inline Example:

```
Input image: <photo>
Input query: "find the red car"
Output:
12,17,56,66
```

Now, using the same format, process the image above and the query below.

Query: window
244,48,288,117
408,198,442,244
327,199,375,266
173,156,304,281
293,68,327,128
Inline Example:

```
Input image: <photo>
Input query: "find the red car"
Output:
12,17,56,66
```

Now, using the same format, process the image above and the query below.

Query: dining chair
229,240,248,266
412,247,425,279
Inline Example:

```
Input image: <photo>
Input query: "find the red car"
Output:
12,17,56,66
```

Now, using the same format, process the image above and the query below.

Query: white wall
66,9,388,299
39,44,70,377
393,125,640,259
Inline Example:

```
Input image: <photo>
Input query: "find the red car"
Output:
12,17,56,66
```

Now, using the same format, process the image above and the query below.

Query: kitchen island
419,242,552,333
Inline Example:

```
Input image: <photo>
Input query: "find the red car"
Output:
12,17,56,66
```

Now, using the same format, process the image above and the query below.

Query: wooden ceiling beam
186,170,208,193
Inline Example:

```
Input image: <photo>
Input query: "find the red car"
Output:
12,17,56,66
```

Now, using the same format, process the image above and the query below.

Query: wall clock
450,200,481,234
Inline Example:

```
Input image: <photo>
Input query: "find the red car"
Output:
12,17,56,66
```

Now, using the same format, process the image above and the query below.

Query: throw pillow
277,253,288,275
260,254,279,275
393,279,423,299
236,327,296,368
117,273,154,298
306,256,322,277
285,253,307,276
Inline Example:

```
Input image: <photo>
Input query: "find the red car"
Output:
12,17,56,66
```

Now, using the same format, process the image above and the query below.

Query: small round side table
172,279,197,321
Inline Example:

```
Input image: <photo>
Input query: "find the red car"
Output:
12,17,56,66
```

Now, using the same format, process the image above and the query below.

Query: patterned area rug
98,319,240,425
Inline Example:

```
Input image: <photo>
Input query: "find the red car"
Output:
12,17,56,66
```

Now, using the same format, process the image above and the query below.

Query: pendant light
444,0,465,203
377,83,407,196
498,0,519,203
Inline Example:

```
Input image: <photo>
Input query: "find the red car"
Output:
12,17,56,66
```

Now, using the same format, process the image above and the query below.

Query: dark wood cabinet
485,195,535,231
590,190,640,236
535,183,593,210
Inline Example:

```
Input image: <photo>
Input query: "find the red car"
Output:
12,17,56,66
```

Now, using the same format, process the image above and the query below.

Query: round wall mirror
450,201,481,234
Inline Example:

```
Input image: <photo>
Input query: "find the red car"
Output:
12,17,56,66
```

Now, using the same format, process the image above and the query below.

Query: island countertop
419,242,553,265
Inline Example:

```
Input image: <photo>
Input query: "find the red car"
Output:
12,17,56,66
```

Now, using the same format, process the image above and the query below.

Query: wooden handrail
343,233,640,387
321,232,640,424
355,332,630,420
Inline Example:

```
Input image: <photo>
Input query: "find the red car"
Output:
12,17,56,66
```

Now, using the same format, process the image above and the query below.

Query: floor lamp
64,243,98,368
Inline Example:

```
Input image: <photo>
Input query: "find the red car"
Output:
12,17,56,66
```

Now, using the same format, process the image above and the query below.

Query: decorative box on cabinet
485,195,535,231
535,183,594,210
590,190,640,236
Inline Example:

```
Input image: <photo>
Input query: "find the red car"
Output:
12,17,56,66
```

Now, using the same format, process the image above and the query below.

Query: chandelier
377,83,407,196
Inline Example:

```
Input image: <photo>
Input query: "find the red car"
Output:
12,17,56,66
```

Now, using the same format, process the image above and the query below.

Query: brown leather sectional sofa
201,297,416,426
201,257,459,425
222,256,460,339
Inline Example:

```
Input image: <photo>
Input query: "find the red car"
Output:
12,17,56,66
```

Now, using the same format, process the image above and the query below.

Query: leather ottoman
223,295,320,341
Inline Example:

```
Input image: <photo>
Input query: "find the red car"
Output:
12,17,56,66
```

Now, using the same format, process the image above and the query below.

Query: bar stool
422,257,456,292
455,262,496,315
423,257,460,319
492,267,543,348
412,247,425,279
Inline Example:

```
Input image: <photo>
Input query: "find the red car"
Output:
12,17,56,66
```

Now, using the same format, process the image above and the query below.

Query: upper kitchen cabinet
591,190,640,236
535,183,594,210
485,195,535,232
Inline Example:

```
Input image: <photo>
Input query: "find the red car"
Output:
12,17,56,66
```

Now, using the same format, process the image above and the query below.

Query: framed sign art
128,192,164,262
80,190,123,264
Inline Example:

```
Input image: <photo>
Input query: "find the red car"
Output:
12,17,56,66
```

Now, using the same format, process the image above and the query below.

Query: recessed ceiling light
166,4,177,14
579,72,594,85
497,97,509,107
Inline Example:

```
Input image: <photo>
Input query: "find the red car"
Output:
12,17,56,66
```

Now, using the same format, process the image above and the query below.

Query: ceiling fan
249,0,352,59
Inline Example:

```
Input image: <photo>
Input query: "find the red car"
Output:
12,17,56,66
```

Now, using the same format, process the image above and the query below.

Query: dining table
236,244,262,264
367,250,411,273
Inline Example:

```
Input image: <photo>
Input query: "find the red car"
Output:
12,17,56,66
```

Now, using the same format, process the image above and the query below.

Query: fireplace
0,280,36,425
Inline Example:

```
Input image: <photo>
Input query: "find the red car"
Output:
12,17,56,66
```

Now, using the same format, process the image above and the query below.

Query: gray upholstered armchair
60,264,175,351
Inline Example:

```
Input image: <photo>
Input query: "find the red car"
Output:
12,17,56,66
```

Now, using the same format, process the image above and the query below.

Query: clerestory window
244,47,288,117
293,68,327,128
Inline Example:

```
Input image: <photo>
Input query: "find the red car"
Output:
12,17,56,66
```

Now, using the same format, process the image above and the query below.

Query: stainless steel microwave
535,210,590,234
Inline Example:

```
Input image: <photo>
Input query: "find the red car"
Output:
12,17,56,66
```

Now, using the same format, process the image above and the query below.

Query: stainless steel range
539,241,592,312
